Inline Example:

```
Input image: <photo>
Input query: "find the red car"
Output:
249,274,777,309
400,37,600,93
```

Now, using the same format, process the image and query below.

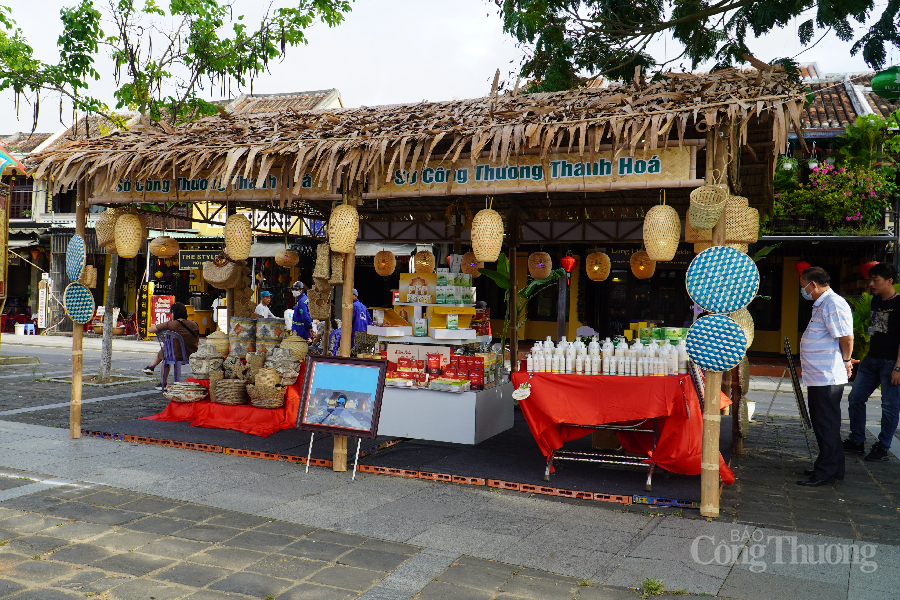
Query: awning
8,239,39,248
249,241,290,257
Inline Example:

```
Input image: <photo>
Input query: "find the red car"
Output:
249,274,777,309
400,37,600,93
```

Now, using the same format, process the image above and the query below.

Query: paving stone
0,579,26,598
277,583,357,599
1,560,73,584
53,570,129,594
251,520,317,538
107,578,189,600
718,562,846,600
415,581,497,600
203,511,271,530
153,562,233,587
358,538,419,556
246,554,327,580
208,571,295,597
123,515,194,535
338,548,411,572
307,529,367,546
282,538,355,562
499,575,579,599
173,524,242,543
137,537,211,559
189,547,269,570
91,552,175,577
0,495,63,513
436,563,515,590
43,543,112,565
78,490,143,507
0,514,68,534
0,588,84,599
45,521,107,542
163,504,226,522
91,530,161,552
181,592,255,600
79,507,144,526
357,587,416,600
118,497,184,514
220,530,295,553
0,553,28,572
307,565,386,591
569,585,639,599
452,556,519,574
5,535,70,556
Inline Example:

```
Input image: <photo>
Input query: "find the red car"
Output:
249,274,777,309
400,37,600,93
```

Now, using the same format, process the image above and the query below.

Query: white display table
376,382,514,444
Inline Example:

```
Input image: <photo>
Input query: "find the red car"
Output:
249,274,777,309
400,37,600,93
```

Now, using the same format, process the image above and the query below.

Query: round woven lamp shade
374,250,396,276
275,249,299,268
114,214,143,258
224,214,252,260
528,252,552,279
688,185,728,230
95,208,122,248
643,205,681,261
630,251,656,279
586,252,611,281
414,250,436,273
471,209,504,262
460,252,483,277
149,236,179,258
328,203,359,254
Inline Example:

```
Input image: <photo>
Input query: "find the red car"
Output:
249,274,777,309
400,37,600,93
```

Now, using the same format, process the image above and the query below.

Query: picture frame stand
306,433,315,473
351,438,362,481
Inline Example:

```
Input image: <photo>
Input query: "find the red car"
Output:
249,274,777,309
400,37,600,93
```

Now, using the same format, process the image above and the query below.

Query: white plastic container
565,355,574,374
591,354,601,375
526,353,534,373
575,354,585,374
552,354,562,374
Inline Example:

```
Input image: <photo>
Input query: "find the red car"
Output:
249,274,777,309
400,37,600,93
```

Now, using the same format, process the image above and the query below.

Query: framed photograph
297,355,387,439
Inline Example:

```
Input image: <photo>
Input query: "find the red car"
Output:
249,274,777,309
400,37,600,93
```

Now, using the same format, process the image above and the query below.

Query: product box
436,268,449,287
416,360,426,372
397,357,412,371
468,371,484,391
446,313,459,330
414,318,428,337
399,273,437,303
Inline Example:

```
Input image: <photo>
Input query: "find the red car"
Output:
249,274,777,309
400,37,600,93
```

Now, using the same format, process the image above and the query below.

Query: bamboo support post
70,179,87,439
334,191,358,472
732,369,743,455
509,246,518,372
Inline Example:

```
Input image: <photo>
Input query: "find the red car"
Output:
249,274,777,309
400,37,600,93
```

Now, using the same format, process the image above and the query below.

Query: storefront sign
608,246,692,269
178,250,220,271
149,295,175,332
37,281,47,328
102,169,331,201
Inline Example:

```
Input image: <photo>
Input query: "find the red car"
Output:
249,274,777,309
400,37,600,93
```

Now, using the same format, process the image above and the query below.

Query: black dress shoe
803,469,843,480
796,476,831,487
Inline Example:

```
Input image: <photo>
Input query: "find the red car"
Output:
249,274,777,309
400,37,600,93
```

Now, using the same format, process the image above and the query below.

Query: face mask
800,283,813,301
292,290,301,298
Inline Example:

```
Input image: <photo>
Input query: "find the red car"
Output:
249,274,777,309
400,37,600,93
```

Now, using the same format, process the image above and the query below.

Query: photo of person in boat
304,388,374,431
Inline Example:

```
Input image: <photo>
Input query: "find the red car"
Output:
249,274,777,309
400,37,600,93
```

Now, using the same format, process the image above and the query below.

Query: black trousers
807,384,846,481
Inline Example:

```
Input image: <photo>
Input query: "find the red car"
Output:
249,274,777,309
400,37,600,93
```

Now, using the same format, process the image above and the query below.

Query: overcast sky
0,0,890,135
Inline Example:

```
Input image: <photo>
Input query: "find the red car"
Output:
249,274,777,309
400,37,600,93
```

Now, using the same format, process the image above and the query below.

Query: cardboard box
399,273,437,303
367,325,413,337
428,327,477,340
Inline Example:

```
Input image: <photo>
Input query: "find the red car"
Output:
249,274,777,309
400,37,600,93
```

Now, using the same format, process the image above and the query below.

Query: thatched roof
31,68,806,201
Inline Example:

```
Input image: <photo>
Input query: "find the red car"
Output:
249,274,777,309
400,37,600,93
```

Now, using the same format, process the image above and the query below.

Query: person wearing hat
351,289,373,345
291,281,313,339
255,290,278,319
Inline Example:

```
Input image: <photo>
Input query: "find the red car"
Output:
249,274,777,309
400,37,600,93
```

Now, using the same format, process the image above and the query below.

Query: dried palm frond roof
31,68,807,197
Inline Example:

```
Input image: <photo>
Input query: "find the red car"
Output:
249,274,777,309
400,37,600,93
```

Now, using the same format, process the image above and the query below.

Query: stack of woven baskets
163,382,208,404
687,185,759,253
246,368,287,409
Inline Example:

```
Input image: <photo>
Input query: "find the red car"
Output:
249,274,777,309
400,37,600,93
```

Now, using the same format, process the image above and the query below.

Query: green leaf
478,267,510,290
519,268,564,298
751,244,780,262
497,254,510,279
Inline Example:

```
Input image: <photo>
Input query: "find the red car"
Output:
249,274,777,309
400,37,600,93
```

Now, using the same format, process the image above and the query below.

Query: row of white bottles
526,335,691,375
526,351,604,374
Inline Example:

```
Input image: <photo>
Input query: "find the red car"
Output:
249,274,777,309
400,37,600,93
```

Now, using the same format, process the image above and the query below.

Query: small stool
22,323,35,335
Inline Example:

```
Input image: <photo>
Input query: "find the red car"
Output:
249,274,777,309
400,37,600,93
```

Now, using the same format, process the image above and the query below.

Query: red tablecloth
510,372,735,484
143,367,305,437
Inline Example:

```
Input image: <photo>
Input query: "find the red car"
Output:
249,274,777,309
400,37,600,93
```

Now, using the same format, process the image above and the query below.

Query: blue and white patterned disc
686,314,746,371
686,246,759,313
63,283,95,324
65,235,86,282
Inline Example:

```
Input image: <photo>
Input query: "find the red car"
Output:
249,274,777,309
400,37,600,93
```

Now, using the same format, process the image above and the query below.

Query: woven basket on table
374,251,395,276
247,384,287,409
643,205,681,261
329,203,359,254
585,252,610,281
280,334,309,361
728,308,755,348
224,214,252,260
114,213,144,258
414,250,436,273
688,185,728,230
208,371,223,403
329,252,344,284
471,209,504,262
313,244,331,279
630,251,656,279
255,368,281,387
213,379,248,405
528,252,552,279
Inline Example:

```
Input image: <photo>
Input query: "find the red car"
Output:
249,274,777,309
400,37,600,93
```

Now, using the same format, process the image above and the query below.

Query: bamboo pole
70,179,87,439
334,192,358,472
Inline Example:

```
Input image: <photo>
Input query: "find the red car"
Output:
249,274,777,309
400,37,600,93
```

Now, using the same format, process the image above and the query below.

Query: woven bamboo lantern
374,251,396,276
688,185,728,230
95,208,121,248
471,209,504,262
114,213,143,258
643,205,681,261
224,214,252,260
414,250,436,273
275,249,299,268
528,252,552,279
630,251,656,279
460,251,483,277
328,203,359,254
149,236,179,258
586,252,611,281
684,220,712,243
729,308,755,348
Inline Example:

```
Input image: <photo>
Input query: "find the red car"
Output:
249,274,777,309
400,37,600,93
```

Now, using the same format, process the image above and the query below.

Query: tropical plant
837,113,898,169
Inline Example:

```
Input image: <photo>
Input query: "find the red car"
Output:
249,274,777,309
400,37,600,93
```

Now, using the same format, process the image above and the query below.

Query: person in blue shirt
328,317,342,356
291,281,313,339
351,289,373,346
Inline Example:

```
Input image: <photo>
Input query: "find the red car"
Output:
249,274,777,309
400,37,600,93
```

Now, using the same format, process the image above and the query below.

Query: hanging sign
149,295,175,334
37,281,47,328
178,250,220,271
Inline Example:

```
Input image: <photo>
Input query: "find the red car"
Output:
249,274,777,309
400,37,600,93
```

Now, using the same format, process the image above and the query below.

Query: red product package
426,353,443,375
416,360,426,372
469,372,484,390
443,367,457,378
398,357,410,371
471,356,485,368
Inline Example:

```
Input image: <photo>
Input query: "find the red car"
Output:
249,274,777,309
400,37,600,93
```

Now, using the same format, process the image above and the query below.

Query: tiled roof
798,68,897,129
855,75,898,118
3,132,53,154
228,90,341,114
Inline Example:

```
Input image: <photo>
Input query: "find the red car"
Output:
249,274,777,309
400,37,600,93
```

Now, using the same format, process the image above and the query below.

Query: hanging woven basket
585,252,611,281
95,208,122,248
224,214,252,260
313,243,331,279
460,252,483,277
528,252,552,279
275,249,299,268
114,213,143,258
630,251,656,279
684,220,712,243
729,308,755,348
149,236,179,258
726,203,760,244
328,203,359,254
414,250,436,273
374,250,396,276
471,209,504,262
688,185,728,230
643,205,681,261
329,252,345,284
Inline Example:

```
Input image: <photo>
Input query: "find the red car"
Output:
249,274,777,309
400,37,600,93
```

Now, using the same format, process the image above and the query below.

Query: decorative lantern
586,252,610,281
374,250,396,276
29,247,41,261
630,251,656,279
460,252,483,277
149,236,179,258
275,249,299,268
328,203,359,254
470,208,504,262
643,205,681,261
560,255,577,286
795,260,811,276
446,255,453,267
114,213,143,258
154,270,164,279
224,214,252,260
95,208,122,248
528,252,552,279
414,250,436,273
859,261,879,279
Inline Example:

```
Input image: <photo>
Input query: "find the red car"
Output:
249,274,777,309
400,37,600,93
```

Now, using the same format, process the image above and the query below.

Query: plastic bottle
565,354,574,374
535,352,545,373
575,354,585,374
551,353,561,374
526,353,534,373
630,356,637,376
677,339,689,375
591,354,601,375
648,339,659,358
667,349,677,375
589,336,600,356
